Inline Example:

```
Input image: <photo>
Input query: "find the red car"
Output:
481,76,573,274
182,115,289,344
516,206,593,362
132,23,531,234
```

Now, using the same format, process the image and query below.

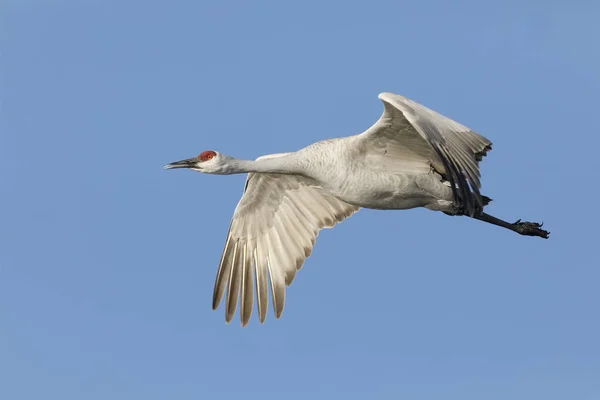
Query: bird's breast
297,139,440,210
318,167,434,210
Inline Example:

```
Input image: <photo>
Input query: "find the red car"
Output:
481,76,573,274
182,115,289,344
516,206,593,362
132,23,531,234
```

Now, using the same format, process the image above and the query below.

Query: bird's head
164,150,233,174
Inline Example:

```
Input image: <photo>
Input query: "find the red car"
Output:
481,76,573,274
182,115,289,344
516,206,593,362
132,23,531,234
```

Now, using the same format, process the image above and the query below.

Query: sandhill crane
165,92,549,326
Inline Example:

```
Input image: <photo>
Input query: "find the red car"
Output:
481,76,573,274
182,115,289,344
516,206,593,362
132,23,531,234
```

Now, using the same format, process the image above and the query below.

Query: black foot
513,220,550,239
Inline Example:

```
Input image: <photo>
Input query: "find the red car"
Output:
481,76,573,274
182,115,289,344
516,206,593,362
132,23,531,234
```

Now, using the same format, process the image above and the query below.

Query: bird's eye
199,150,217,162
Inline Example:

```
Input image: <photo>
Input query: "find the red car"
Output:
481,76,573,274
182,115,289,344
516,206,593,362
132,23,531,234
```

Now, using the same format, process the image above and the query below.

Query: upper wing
212,154,359,326
358,92,492,216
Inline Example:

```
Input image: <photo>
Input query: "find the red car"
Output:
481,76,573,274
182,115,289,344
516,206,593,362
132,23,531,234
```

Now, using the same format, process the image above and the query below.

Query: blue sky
2,1,599,399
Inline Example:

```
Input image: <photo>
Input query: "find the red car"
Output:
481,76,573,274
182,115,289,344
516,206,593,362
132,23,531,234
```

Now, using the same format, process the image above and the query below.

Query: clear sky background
2,1,599,399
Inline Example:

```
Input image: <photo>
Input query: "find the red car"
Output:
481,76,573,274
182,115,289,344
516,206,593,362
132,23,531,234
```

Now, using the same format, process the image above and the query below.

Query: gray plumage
165,92,549,327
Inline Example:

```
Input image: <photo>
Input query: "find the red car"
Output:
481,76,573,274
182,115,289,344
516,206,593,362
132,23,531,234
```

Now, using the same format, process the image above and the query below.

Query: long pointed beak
164,158,196,170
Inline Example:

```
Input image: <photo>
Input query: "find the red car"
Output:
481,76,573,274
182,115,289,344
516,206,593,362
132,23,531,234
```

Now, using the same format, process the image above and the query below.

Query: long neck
227,153,305,175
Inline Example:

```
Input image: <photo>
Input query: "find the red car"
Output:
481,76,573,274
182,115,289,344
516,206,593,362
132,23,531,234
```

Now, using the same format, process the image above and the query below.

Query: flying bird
165,92,549,326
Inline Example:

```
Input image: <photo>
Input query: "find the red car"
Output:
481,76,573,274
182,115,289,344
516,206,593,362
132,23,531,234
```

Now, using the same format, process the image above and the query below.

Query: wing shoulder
359,92,493,215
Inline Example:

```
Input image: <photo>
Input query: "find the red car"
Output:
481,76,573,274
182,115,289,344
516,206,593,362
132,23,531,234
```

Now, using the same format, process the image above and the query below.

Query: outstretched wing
358,92,492,216
212,154,359,326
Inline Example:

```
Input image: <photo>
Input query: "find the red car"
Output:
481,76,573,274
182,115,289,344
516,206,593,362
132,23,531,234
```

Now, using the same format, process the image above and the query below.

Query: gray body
165,92,549,327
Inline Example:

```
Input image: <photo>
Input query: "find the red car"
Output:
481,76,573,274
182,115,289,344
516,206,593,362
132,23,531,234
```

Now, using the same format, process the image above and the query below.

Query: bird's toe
514,221,550,239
